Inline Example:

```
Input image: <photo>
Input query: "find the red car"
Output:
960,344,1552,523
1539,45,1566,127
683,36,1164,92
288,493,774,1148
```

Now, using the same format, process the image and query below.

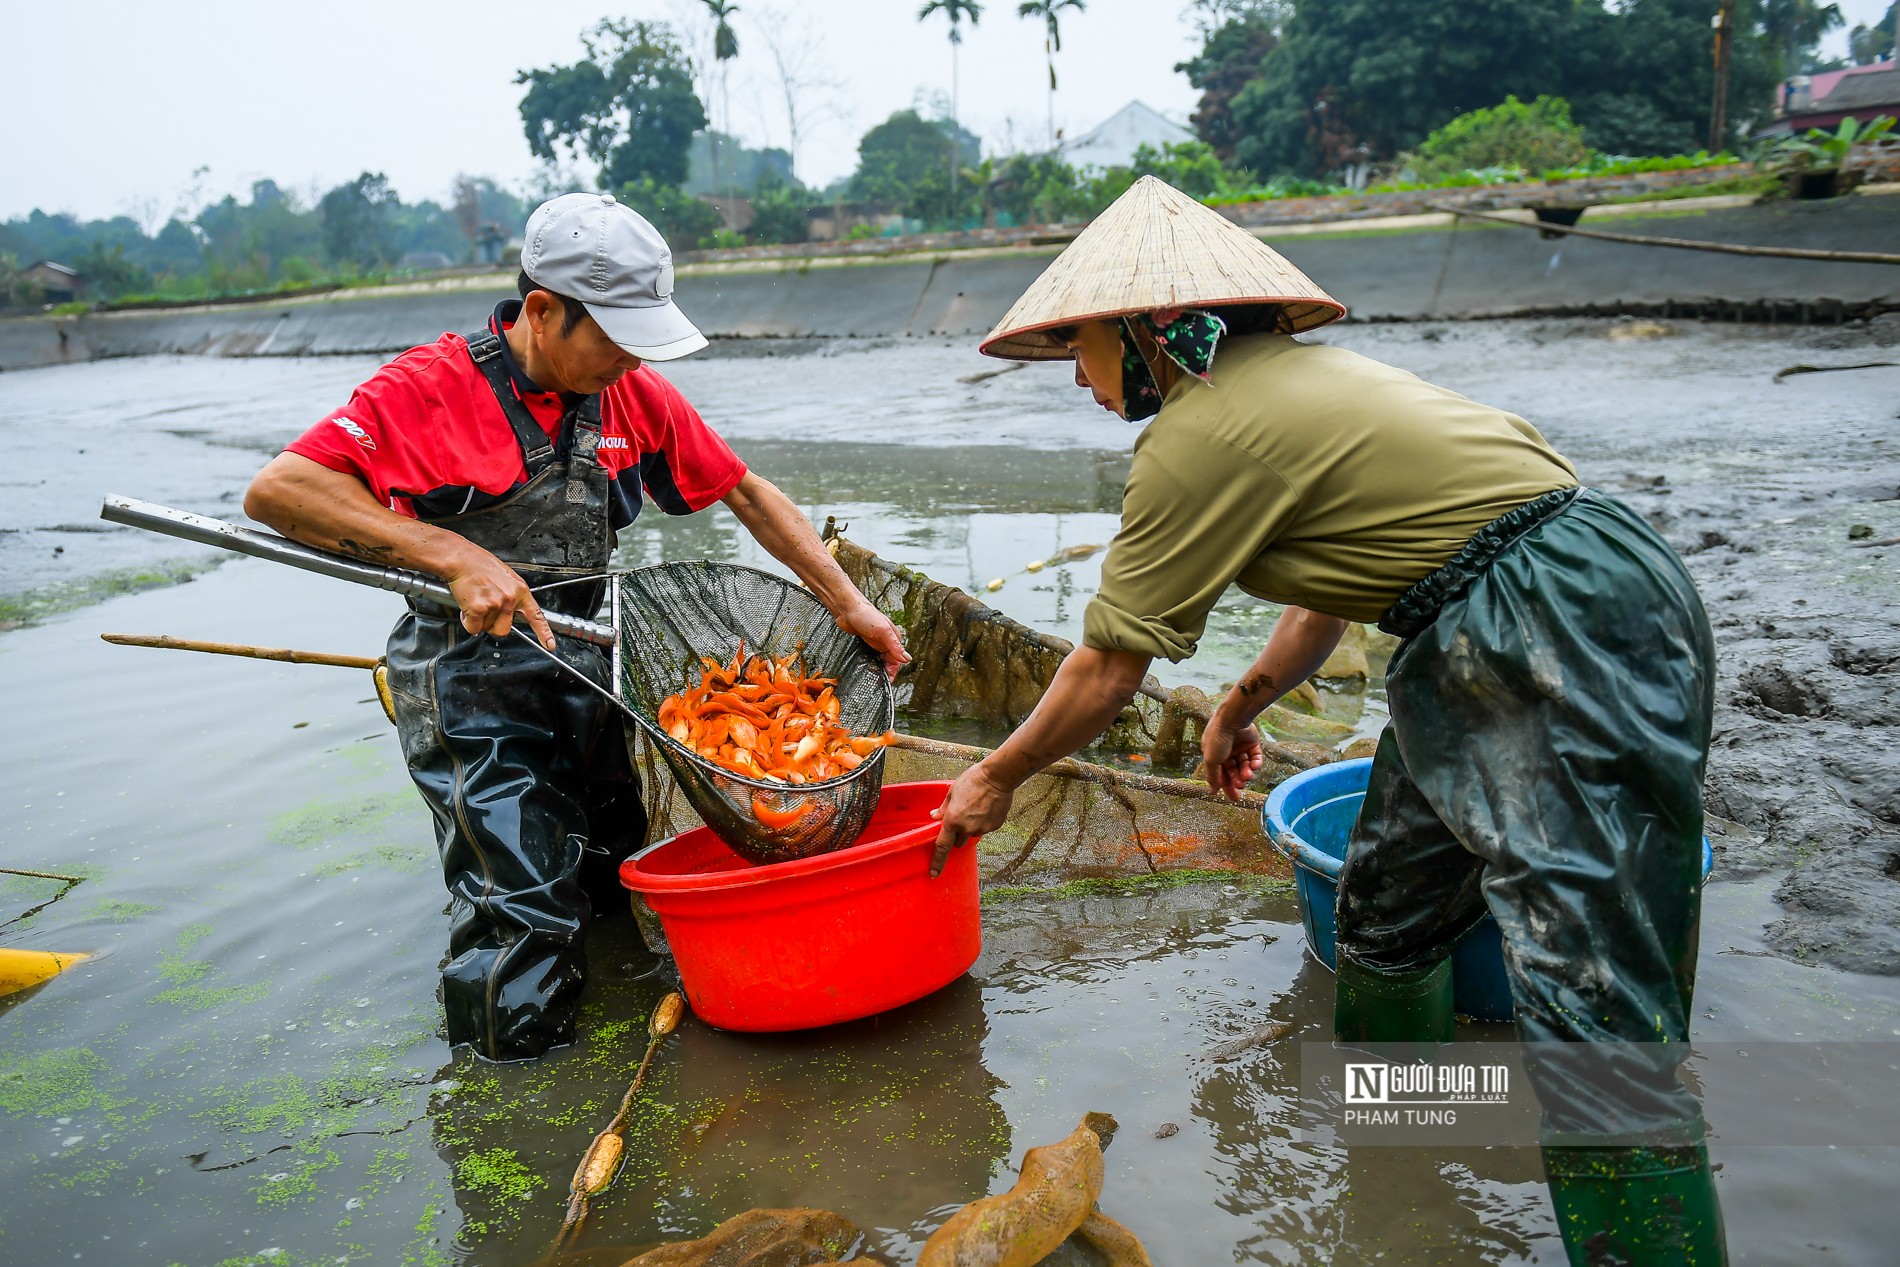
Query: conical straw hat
980,175,1345,360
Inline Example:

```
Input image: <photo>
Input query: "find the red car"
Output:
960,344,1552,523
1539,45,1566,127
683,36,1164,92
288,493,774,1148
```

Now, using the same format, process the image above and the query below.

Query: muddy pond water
3,324,1899,1265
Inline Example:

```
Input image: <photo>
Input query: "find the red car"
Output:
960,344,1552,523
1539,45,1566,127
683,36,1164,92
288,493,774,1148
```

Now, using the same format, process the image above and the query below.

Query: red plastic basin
618,781,981,1032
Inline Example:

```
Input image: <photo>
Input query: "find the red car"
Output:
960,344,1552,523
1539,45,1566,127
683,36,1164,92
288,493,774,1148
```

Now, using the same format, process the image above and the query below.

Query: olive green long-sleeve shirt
1083,334,1578,661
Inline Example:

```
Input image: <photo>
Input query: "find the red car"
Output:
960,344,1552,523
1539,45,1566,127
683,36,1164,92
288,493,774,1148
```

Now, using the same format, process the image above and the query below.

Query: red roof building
1769,63,1900,134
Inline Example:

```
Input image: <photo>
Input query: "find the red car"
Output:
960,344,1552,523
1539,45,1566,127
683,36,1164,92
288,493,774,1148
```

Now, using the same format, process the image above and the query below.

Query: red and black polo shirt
286,301,746,528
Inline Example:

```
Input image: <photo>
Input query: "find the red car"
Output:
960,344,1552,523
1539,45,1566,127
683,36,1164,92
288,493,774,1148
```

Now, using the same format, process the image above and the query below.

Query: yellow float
0,948,90,998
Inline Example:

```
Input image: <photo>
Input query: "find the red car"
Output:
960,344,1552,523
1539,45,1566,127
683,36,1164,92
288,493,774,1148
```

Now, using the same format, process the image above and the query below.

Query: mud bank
2,196,1896,374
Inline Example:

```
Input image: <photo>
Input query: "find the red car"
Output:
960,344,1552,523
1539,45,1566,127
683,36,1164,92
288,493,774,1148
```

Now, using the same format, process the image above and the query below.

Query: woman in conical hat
932,177,1725,1265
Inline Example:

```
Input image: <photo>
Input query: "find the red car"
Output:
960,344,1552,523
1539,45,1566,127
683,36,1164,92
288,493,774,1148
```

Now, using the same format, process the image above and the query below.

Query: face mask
1115,309,1228,422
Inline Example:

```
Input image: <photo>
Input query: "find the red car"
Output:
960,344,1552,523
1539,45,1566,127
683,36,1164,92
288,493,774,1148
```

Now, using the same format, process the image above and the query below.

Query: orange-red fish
658,647,895,820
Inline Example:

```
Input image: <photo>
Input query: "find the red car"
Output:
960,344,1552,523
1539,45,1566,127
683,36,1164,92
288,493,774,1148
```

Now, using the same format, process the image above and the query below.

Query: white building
1059,101,1198,170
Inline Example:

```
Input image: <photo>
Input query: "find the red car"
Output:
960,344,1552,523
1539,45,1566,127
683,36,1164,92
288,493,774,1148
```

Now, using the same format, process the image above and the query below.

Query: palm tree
919,0,983,222
961,157,1003,227
1017,0,1084,151
702,0,741,224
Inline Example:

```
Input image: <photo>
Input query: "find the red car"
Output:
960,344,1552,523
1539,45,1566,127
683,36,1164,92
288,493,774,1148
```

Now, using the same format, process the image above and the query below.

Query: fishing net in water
611,562,894,865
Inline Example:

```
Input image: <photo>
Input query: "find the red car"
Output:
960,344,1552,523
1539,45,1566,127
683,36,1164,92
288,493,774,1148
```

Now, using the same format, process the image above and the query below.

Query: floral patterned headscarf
1117,308,1228,421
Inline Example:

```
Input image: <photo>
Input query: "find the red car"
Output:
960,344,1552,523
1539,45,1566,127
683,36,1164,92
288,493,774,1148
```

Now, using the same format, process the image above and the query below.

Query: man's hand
836,598,909,680
929,762,1014,877
246,453,559,650
441,543,557,651
1201,719,1265,801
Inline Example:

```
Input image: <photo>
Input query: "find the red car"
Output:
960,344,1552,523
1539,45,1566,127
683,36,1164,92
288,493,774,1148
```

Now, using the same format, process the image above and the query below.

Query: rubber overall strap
564,394,604,506
465,330,557,475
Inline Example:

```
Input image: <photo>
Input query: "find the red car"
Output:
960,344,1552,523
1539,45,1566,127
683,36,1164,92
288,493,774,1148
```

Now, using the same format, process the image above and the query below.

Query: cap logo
655,258,675,300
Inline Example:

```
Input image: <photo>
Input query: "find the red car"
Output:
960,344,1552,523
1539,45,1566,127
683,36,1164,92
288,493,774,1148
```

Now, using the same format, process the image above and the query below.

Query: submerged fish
918,1113,1129,1267
1201,1020,1296,1061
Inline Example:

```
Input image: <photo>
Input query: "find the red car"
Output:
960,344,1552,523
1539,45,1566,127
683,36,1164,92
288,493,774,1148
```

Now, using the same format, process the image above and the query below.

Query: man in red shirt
246,193,906,1060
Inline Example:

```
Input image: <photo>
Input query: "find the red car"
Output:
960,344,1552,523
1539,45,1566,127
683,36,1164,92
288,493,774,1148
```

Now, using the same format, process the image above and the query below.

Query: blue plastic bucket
1264,758,1714,1023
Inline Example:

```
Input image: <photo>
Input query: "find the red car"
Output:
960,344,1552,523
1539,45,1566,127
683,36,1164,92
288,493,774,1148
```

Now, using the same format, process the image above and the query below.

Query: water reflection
427,915,1007,1263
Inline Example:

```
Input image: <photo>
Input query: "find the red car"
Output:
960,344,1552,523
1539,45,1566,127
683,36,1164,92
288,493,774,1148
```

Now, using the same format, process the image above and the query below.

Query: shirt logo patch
597,435,630,450
332,416,376,451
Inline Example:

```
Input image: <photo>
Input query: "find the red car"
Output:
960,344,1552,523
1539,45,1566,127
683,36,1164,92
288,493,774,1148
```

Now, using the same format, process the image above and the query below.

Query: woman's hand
1201,719,1265,801
930,762,1015,877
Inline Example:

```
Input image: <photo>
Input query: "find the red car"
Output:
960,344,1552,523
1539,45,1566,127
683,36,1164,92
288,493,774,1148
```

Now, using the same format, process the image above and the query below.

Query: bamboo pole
100,631,1305,809
887,731,1274,810
1431,204,1900,266
101,633,379,670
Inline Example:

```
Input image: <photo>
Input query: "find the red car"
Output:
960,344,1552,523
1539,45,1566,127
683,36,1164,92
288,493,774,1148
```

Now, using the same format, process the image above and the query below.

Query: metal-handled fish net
611,562,894,865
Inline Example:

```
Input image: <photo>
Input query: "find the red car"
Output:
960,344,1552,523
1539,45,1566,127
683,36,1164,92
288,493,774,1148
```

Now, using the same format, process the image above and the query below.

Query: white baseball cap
520,192,708,361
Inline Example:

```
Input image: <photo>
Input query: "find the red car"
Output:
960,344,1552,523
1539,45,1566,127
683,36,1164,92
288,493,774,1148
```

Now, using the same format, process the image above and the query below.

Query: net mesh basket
611,561,895,865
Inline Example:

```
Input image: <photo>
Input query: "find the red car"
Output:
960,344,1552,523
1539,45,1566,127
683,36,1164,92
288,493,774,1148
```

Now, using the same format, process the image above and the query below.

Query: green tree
918,1,984,216
1017,0,1086,149
0,253,43,308
1759,0,1845,76
194,180,322,284
961,156,1004,225
1177,10,1280,162
319,172,398,270
1399,95,1591,179
1570,0,1776,154
849,109,962,204
517,19,709,189
148,219,204,277
990,151,1080,224
687,132,794,195
72,241,152,299
388,200,466,262
1127,140,1250,197
1220,0,1780,175
700,0,742,209
1849,3,1896,63
1228,0,1577,177
615,178,722,252
746,175,810,244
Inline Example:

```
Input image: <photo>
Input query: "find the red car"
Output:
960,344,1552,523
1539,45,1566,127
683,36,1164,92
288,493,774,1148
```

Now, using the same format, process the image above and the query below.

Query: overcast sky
3,0,1890,226
1,0,1206,224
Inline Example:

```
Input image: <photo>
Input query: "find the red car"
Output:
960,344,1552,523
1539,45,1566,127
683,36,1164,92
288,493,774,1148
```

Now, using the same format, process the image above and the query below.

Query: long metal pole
98,495,616,647
1709,0,1734,154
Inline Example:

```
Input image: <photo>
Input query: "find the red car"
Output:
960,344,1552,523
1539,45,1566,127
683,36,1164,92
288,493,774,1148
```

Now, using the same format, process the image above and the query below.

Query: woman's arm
721,471,909,678
930,644,1152,873
1201,607,1350,799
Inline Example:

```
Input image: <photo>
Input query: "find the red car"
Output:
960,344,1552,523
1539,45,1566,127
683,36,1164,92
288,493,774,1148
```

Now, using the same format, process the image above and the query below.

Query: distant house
700,195,757,234
1766,64,1900,134
24,261,82,303
1059,101,1197,170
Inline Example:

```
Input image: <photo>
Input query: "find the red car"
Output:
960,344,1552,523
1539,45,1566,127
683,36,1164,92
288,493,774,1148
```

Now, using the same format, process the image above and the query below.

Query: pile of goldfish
657,646,893,825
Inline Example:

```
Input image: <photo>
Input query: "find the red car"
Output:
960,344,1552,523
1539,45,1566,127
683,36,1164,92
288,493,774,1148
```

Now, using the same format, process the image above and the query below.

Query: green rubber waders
1333,956,1455,1045
1544,1142,1729,1267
